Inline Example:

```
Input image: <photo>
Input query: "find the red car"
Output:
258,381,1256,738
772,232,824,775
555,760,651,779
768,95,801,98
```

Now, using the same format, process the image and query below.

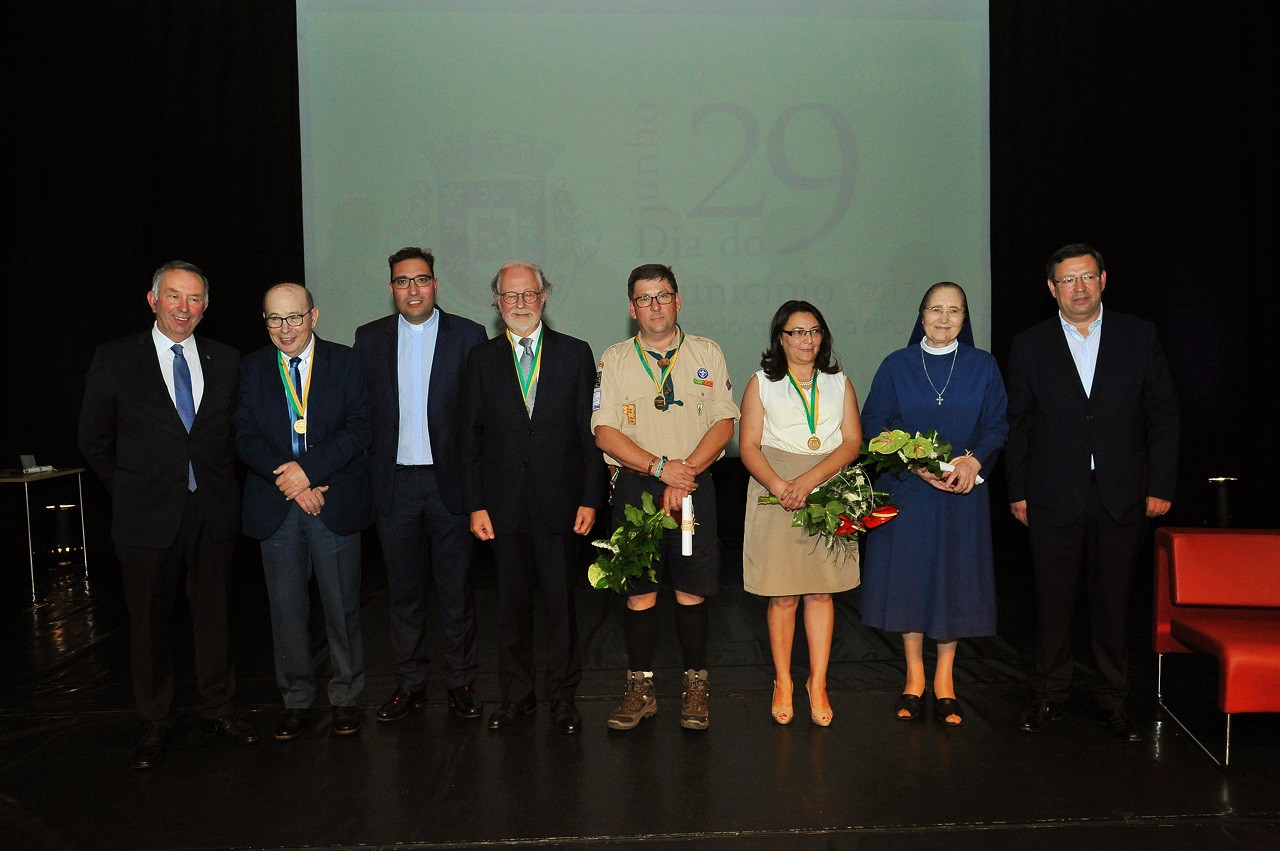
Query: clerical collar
919,338,959,356
399,309,439,333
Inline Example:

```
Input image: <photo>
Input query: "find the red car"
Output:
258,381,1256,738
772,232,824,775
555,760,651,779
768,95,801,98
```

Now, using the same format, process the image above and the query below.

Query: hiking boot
680,669,710,730
607,670,657,730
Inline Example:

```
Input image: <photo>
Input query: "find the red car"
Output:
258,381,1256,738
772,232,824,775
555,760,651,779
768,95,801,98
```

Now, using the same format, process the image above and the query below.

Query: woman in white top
740,300,863,726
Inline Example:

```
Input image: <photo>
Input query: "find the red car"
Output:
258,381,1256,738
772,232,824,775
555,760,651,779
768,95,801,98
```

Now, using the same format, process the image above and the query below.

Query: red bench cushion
1170,611,1280,714
1167,532,1280,607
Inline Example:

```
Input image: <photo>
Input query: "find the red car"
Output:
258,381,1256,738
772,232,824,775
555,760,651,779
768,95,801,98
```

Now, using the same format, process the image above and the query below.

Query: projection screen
297,0,990,449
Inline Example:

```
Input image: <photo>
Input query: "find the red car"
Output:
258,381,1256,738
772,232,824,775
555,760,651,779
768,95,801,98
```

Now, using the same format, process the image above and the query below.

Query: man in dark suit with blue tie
354,247,487,721
1006,243,1179,742
235,283,373,740
79,260,258,769
460,261,603,733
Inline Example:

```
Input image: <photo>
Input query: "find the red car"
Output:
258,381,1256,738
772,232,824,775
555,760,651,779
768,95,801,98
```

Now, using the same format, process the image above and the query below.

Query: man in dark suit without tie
78,260,258,769
354,247,487,721
460,261,603,733
235,283,372,740
1006,243,1179,742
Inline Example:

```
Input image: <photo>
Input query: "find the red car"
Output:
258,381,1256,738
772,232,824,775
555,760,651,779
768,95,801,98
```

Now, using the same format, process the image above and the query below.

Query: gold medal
807,435,821,451
294,419,307,434
654,395,666,410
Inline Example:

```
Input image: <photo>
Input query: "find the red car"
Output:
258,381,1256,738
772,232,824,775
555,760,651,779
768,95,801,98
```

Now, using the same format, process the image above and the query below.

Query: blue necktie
290,356,305,458
171,344,197,491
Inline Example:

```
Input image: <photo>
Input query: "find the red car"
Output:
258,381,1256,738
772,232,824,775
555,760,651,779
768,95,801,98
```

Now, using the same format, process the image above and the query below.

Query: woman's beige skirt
743,445,860,597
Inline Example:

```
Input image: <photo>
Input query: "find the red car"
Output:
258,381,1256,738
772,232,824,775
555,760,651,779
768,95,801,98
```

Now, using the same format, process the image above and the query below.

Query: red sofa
1153,527,1280,766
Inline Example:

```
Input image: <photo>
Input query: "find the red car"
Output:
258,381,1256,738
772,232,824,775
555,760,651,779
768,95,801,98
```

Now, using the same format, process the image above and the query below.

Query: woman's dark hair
760,300,840,381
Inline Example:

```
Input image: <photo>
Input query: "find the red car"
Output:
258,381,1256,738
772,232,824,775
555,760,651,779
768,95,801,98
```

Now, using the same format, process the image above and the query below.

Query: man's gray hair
490,260,551,298
151,260,210,304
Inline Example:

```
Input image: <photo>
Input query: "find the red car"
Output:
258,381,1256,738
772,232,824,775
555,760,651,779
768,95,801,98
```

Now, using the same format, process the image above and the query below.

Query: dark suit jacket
78,331,241,548
353,309,486,516
234,336,373,540
1005,310,1179,527
459,327,604,533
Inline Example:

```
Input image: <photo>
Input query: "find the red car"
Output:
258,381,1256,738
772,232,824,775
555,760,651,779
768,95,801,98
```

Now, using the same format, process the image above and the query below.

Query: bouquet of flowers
860,428,980,482
588,491,679,593
757,465,897,558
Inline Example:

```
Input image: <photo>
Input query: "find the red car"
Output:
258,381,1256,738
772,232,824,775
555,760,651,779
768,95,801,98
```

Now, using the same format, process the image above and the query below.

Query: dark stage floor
2,528,1278,850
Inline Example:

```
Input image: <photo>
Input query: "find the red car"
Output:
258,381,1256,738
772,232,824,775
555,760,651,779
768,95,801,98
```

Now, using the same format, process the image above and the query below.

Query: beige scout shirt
591,332,740,467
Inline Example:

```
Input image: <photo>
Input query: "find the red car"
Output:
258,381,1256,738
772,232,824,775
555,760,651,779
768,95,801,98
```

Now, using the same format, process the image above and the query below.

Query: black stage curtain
6,2,1275,549
8,2,304,472
989,1,1275,528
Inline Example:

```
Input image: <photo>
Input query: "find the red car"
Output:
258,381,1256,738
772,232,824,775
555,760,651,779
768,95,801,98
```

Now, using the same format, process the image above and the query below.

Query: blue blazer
234,337,373,539
353,309,486,516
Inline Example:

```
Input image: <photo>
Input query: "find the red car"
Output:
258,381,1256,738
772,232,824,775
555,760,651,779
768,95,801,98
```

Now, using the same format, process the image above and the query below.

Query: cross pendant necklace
921,346,958,406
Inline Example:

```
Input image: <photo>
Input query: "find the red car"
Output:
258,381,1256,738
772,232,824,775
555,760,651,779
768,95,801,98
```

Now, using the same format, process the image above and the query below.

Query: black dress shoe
202,715,260,745
551,699,582,734
131,723,168,769
377,687,426,722
447,684,482,719
1098,709,1144,743
1016,698,1065,733
274,708,308,741
331,706,362,736
487,697,537,729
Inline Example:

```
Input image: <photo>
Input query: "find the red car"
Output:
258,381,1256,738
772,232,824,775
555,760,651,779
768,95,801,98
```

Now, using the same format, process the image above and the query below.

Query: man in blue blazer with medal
460,261,602,733
354,247,488,722
235,283,372,740
1006,243,1179,742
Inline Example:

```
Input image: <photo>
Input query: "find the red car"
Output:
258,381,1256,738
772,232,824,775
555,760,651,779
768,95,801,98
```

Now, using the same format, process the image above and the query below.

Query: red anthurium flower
861,505,899,530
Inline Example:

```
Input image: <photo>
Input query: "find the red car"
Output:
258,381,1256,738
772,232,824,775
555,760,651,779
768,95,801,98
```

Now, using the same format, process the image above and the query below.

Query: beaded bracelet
653,456,667,480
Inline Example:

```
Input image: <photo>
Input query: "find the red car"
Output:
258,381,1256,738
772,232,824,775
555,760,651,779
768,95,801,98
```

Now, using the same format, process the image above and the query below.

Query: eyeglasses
631,292,675,308
391,275,436,289
1053,272,1101,287
497,290,545,306
780,327,823,339
923,306,965,319
265,313,308,328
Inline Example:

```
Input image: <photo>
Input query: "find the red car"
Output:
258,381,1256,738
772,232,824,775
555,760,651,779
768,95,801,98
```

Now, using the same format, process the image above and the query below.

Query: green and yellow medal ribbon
786,370,820,450
634,328,684,403
507,330,543,406
277,351,313,429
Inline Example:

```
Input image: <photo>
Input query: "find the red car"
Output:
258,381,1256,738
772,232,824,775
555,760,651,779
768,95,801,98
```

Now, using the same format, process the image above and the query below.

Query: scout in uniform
591,263,739,731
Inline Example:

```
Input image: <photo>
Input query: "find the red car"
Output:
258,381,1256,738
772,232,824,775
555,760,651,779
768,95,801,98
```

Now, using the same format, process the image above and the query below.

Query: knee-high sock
676,601,709,670
624,605,659,672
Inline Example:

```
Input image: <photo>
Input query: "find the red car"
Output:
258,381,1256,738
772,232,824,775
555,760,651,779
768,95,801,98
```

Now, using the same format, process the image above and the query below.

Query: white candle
681,494,694,556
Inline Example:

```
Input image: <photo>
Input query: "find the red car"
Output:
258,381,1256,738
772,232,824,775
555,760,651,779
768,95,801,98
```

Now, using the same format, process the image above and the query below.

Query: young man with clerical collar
591,263,739,731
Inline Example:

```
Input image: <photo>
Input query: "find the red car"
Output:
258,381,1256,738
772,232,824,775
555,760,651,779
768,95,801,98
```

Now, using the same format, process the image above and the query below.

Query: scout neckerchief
635,327,684,411
786,369,822,451
507,328,543,411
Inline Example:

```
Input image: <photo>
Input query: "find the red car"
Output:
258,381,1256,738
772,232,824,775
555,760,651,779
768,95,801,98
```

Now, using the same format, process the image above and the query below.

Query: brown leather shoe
274,708,307,741
680,669,710,730
331,706,361,736
606,671,657,731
